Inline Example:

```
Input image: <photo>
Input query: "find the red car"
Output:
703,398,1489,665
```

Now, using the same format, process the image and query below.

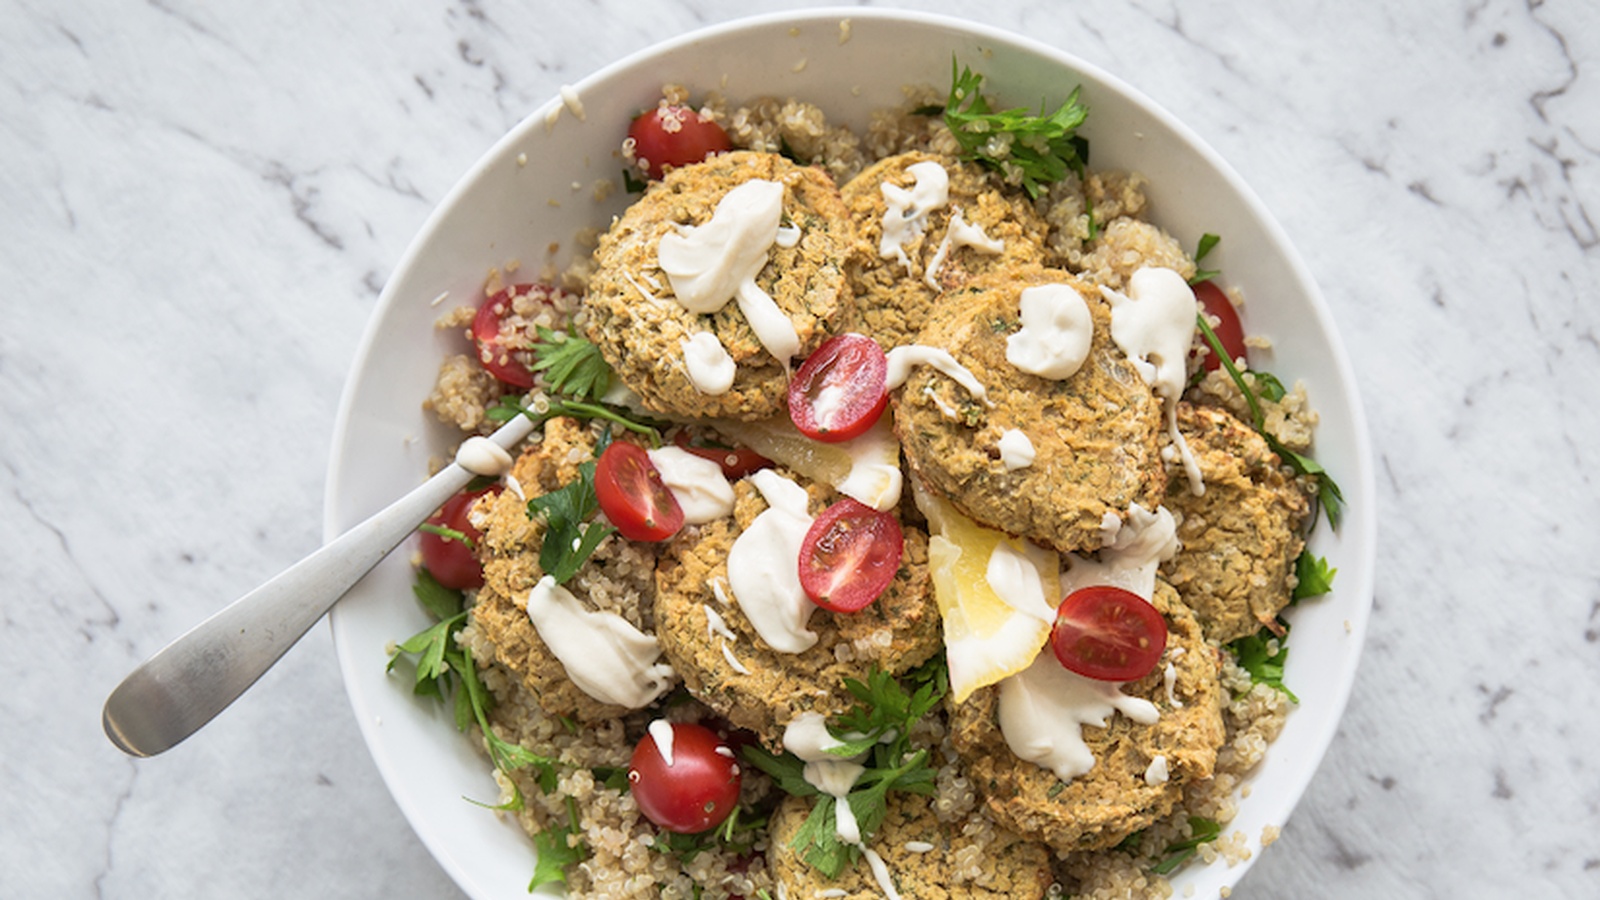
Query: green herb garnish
1151,816,1222,875
1228,627,1298,703
742,658,948,878
387,572,561,798
1189,232,1221,284
523,437,616,584
936,60,1090,199
416,522,474,549
530,326,613,402
650,805,768,863
1292,550,1337,602
1194,313,1345,530
529,797,587,890
485,328,666,444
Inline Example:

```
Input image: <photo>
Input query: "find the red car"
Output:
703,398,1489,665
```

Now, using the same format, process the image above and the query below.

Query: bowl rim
324,6,1377,898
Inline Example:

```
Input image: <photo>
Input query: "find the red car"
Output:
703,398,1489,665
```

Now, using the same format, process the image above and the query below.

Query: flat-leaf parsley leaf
935,60,1090,199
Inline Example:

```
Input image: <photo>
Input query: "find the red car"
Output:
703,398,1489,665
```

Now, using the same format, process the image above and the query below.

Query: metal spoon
102,413,534,757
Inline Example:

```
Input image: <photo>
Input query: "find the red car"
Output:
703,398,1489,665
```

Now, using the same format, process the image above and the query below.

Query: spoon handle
102,414,534,757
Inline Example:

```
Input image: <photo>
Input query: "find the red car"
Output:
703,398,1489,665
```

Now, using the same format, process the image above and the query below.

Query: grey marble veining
5,0,1597,897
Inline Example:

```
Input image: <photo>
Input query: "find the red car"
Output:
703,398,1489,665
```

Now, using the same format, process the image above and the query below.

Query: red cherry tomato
1050,586,1168,682
628,722,743,834
671,430,772,479
419,486,501,590
594,441,684,542
627,106,732,181
787,334,889,443
1192,280,1247,372
798,498,904,613
471,283,571,388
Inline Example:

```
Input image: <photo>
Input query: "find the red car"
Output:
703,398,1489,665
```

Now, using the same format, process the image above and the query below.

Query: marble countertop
7,1,1597,897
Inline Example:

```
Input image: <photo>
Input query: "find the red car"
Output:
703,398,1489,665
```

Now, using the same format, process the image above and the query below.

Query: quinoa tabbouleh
391,62,1341,900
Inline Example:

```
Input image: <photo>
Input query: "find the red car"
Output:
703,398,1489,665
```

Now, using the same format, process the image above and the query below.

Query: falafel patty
766,791,1054,900
946,581,1225,852
894,265,1166,555
471,418,670,723
1160,402,1313,643
584,151,856,420
841,152,1051,348
653,472,941,748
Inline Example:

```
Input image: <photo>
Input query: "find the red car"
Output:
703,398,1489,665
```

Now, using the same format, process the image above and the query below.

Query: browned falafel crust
471,418,669,723
767,791,1054,900
584,151,857,420
841,152,1051,349
653,473,940,749
946,582,1225,853
1161,402,1313,643
894,265,1166,555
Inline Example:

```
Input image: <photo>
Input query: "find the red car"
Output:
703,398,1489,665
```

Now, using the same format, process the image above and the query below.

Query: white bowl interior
325,9,1375,899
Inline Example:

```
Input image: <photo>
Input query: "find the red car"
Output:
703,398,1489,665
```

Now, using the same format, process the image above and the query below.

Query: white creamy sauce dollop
646,445,735,524
648,719,676,766
780,714,900,900
1144,755,1170,786
835,411,904,511
997,428,1036,471
984,539,1058,623
523,576,675,708
726,470,818,653
681,331,736,395
1101,267,1204,495
1006,282,1094,380
454,436,514,477
783,711,846,760
879,161,949,273
1060,503,1179,601
658,178,801,368
924,207,1004,289
885,344,990,406
703,604,736,641
998,650,1159,781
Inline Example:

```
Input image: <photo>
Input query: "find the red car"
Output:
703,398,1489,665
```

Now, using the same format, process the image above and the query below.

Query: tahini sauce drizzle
658,179,801,368
1059,503,1179,601
923,206,1003,289
780,715,902,900
681,332,737,395
1101,266,1204,494
1005,282,1094,380
998,650,1159,781
725,470,817,653
878,161,949,273
885,345,990,406
523,575,675,708
646,446,736,524
996,428,1036,471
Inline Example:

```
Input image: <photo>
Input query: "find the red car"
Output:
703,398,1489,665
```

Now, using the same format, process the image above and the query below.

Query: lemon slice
916,484,1059,704
713,412,902,510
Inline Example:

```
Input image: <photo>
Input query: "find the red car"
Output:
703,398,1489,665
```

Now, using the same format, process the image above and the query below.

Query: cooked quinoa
408,82,1324,900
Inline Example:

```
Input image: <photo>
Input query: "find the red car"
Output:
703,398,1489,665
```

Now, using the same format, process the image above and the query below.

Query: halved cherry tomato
471,282,571,388
419,486,501,590
594,441,684,542
1192,280,1247,372
1050,585,1168,682
787,334,889,443
627,106,732,181
671,430,772,480
628,722,742,834
798,498,904,613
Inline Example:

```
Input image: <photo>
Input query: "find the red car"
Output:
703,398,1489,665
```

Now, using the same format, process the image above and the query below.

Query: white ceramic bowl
325,8,1376,899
